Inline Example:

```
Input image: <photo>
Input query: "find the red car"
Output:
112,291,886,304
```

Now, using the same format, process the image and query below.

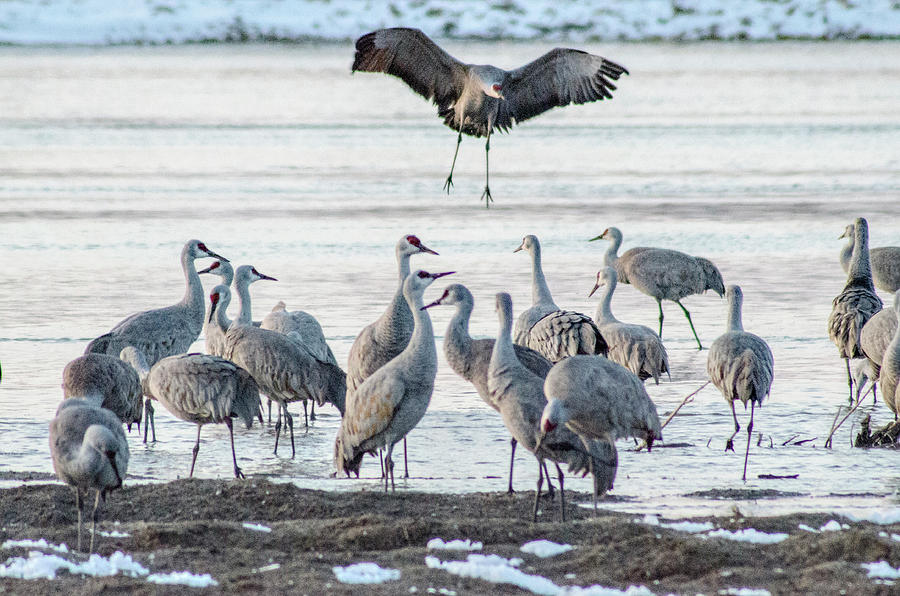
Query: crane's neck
491,296,521,373
594,280,617,324
847,220,875,290
71,439,104,479
839,234,853,274
529,244,556,308
181,245,205,318
726,292,744,333
443,299,474,376
401,286,436,372
213,294,232,333
603,232,622,269
375,252,415,348
233,277,254,326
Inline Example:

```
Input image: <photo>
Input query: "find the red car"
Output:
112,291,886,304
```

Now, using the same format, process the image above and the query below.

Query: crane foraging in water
590,227,724,350
707,285,774,481
352,27,628,206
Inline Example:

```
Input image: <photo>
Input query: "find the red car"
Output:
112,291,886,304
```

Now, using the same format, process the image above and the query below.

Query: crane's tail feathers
589,439,618,497
84,333,113,355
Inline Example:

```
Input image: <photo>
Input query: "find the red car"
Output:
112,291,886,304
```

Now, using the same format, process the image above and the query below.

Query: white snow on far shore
521,540,574,558
847,509,900,525
2,539,69,553
0,0,899,45
0,550,149,580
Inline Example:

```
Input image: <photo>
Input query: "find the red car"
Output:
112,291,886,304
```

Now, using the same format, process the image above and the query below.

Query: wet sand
1,478,899,594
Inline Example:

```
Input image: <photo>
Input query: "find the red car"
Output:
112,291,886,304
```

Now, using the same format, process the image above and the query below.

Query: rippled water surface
1,42,899,517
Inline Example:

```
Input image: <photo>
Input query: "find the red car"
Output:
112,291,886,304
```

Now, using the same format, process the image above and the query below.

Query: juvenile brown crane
352,27,628,206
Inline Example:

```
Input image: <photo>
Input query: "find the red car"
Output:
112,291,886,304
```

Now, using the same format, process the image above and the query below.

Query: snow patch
427,538,483,551
705,529,788,544
426,553,653,596
520,540,574,558
0,550,149,580
147,571,219,587
847,509,900,525
718,589,771,596
332,562,401,584
2,539,69,553
863,561,900,579
637,515,714,533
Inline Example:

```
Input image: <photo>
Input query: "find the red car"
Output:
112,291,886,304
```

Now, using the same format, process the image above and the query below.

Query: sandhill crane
218,285,346,457
62,352,143,432
424,283,553,493
513,235,608,362
707,285,774,481
261,300,339,423
200,262,276,421
352,27,628,206
539,354,661,510
346,234,438,477
590,227,725,350
861,305,898,383
589,267,670,384
49,399,129,553
851,358,878,404
829,217,883,401
335,270,452,491
84,239,227,363
121,345,261,479
839,222,900,293
878,293,900,418
489,292,618,520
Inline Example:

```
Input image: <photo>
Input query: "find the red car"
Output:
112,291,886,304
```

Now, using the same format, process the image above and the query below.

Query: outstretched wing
500,48,628,125
352,28,467,114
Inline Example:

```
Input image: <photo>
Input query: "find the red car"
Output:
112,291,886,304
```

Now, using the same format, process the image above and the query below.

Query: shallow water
1,42,899,517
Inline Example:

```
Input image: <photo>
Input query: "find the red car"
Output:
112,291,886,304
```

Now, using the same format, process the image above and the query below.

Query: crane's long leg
542,461,555,500
302,400,309,428
284,405,296,458
532,458,544,522
555,463,566,522
273,403,283,455
743,401,755,482
507,438,517,494
267,398,272,425
726,400,740,452
384,441,396,492
74,487,82,552
89,490,102,554
403,438,409,479
480,129,494,207
225,417,244,479
845,358,854,404
675,299,703,350
656,299,665,338
443,126,463,193
189,425,202,478
143,397,156,443
310,401,316,422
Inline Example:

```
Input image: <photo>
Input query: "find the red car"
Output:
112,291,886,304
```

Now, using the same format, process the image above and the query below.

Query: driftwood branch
635,380,710,452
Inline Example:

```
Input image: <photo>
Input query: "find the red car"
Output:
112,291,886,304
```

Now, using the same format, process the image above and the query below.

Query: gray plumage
860,305,898,381
335,270,452,490
84,239,228,365
707,285,774,481
346,235,438,393
217,285,347,458
589,267,670,384
878,293,900,417
426,283,552,493
489,292,618,520
344,235,438,477
591,226,725,350
49,399,129,553
513,235,608,362
353,28,628,205
62,351,143,432
828,217,883,400
230,264,277,327
198,260,235,356
839,222,900,293
122,345,260,479
261,301,338,366
850,358,878,404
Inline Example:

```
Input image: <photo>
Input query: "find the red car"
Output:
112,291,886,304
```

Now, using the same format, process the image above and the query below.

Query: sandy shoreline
1,479,899,594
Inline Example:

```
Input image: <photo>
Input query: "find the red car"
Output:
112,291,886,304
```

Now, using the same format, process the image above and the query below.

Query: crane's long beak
588,282,603,297
535,431,545,453
258,273,278,282
197,263,217,275
429,271,455,280
208,294,220,323
204,248,229,262
419,243,439,256
513,244,525,253
107,452,123,489
588,234,604,242
421,298,443,310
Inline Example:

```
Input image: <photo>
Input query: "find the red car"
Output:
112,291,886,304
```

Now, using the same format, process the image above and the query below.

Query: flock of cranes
44,217,900,551
39,26,900,553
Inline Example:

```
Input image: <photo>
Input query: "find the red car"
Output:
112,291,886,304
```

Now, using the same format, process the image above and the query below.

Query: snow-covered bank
0,0,898,45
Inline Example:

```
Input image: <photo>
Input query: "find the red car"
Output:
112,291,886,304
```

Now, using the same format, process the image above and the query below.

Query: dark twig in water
635,380,710,452
758,473,799,479
781,434,799,447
